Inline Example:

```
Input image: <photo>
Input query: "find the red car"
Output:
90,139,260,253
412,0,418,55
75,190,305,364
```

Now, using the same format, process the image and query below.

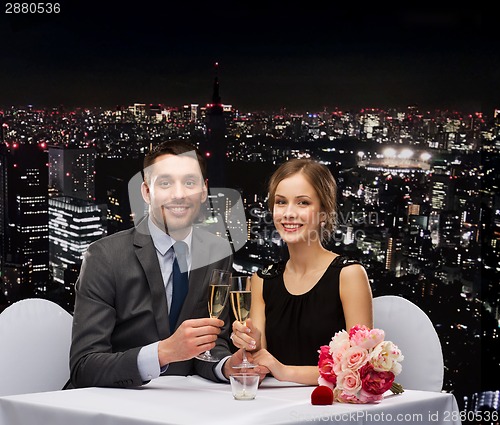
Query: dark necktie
169,241,189,331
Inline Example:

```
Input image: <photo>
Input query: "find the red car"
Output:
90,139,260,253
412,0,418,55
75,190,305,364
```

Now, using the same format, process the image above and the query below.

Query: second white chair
373,295,444,392
0,298,73,397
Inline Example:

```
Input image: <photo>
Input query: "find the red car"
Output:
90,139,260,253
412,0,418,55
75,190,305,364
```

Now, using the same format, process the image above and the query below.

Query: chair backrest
373,295,444,392
0,298,73,396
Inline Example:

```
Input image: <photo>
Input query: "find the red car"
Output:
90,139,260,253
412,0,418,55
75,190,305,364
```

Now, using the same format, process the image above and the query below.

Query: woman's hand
231,318,262,352
252,349,287,381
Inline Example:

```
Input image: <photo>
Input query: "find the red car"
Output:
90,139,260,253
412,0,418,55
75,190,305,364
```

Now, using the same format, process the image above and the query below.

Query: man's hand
222,349,270,382
158,318,223,366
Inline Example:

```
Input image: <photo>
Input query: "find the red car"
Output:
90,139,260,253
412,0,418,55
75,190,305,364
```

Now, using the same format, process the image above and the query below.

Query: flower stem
390,382,404,394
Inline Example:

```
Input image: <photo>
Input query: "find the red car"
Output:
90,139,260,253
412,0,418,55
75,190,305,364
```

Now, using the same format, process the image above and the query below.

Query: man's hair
143,140,207,182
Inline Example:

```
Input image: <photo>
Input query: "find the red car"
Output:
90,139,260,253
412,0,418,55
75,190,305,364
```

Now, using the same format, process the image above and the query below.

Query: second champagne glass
196,269,231,362
230,275,257,368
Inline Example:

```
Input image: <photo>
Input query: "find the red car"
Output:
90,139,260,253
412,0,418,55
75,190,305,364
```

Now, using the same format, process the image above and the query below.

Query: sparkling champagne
208,284,230,318
230,291,251,323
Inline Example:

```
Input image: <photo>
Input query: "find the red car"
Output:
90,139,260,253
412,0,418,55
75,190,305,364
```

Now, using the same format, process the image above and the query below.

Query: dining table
0,375,462,425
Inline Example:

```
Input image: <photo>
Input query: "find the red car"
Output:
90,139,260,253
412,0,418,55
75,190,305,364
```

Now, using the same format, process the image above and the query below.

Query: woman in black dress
232,158,373,385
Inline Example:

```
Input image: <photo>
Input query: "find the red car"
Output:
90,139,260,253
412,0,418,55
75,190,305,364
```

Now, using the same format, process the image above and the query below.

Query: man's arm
69,240,144,388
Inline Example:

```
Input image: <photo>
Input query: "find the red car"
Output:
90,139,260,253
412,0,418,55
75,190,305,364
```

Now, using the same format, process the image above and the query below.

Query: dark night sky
0,3,495,113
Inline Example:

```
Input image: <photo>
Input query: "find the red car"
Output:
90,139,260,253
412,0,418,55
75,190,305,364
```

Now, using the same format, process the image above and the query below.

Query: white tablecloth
0,375,462,425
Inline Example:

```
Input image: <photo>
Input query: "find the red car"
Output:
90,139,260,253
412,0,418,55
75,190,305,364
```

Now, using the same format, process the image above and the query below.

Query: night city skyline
1,99,499,418
0,5,498,422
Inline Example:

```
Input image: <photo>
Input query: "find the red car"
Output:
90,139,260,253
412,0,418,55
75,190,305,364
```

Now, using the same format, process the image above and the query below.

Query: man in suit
69,140,253,388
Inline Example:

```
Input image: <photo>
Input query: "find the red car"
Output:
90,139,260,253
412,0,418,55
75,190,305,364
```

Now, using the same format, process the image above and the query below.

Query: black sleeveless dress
259,256,362,366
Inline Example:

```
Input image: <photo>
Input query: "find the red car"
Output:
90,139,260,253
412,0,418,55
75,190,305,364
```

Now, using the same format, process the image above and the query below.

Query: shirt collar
147,216,193,256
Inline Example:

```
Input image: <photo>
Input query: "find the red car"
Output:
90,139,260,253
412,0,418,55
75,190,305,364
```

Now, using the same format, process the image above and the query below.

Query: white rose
329,330,350,354
370,341,404,374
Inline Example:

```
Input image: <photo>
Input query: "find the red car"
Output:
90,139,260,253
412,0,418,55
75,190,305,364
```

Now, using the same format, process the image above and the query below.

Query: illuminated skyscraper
440,211,461,250
385,232,404,276
431,174,456,211
183,104,199,122
49,196,106,290
5,143,49,296
0,142,8,288
0,116,7,278
48,146,96,201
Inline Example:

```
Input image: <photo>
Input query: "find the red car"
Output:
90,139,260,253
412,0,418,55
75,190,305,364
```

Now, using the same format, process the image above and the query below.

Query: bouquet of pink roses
317,324,404,404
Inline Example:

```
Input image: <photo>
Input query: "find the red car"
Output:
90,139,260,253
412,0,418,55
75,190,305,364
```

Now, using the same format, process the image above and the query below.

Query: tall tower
203,62,227,188
430,174,456,211
0,117,14,307
0,115,7,268
49,196,107,311
0,140,8,290
6,143,49,297
48,145,96,201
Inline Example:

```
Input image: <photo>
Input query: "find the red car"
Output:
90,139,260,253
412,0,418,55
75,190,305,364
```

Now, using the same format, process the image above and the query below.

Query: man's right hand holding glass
158,318,223,366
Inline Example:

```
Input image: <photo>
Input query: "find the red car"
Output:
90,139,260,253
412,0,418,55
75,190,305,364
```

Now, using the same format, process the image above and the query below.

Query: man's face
141,153,207,239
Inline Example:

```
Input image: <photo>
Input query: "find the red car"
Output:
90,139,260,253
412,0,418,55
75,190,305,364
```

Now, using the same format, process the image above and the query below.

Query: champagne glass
196,269,232,362
230,275,257,368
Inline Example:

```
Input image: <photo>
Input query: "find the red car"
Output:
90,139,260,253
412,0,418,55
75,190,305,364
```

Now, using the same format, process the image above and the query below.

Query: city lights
0,102,498,414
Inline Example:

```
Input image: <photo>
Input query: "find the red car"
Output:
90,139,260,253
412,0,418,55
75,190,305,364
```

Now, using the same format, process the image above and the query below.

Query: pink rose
329,332,350,375
360,363,395,395
336,369,362,395
349,324,370,339
331,350,344,375
357,389,384,403
318,345,337,385
350,325,385,350
333,388,363,404
341,345,368,371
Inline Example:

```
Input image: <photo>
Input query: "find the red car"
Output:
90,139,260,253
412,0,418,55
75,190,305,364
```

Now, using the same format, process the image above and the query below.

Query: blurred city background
1,90,498,416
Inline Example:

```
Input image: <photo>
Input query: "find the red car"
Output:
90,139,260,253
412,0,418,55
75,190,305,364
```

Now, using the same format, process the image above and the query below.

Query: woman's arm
253,349,319,385
339,264,374,330
248,273,266,350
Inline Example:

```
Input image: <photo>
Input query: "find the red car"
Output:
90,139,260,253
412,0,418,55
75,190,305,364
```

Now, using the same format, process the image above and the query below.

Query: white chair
0,298,73,396
373,295,444,392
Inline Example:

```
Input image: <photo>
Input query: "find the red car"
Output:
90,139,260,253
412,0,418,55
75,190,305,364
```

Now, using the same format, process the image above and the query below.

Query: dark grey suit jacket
69,216,233,388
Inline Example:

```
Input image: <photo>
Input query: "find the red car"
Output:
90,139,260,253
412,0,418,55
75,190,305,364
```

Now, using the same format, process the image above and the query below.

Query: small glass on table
230,275,257,369
196,269,231,362
229,373,259,400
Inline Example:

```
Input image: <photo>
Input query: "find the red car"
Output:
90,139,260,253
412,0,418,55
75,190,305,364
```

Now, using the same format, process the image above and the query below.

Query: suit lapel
133,219,170,339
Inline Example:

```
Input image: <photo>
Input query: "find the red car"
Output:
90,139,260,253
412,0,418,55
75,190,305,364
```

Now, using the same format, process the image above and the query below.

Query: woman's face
272,172,324,245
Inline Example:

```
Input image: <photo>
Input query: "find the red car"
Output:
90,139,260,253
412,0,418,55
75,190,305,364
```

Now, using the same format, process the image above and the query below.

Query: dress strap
330,255,362,268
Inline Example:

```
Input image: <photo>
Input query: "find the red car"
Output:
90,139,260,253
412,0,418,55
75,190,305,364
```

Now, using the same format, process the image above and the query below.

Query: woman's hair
267,158,338,243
